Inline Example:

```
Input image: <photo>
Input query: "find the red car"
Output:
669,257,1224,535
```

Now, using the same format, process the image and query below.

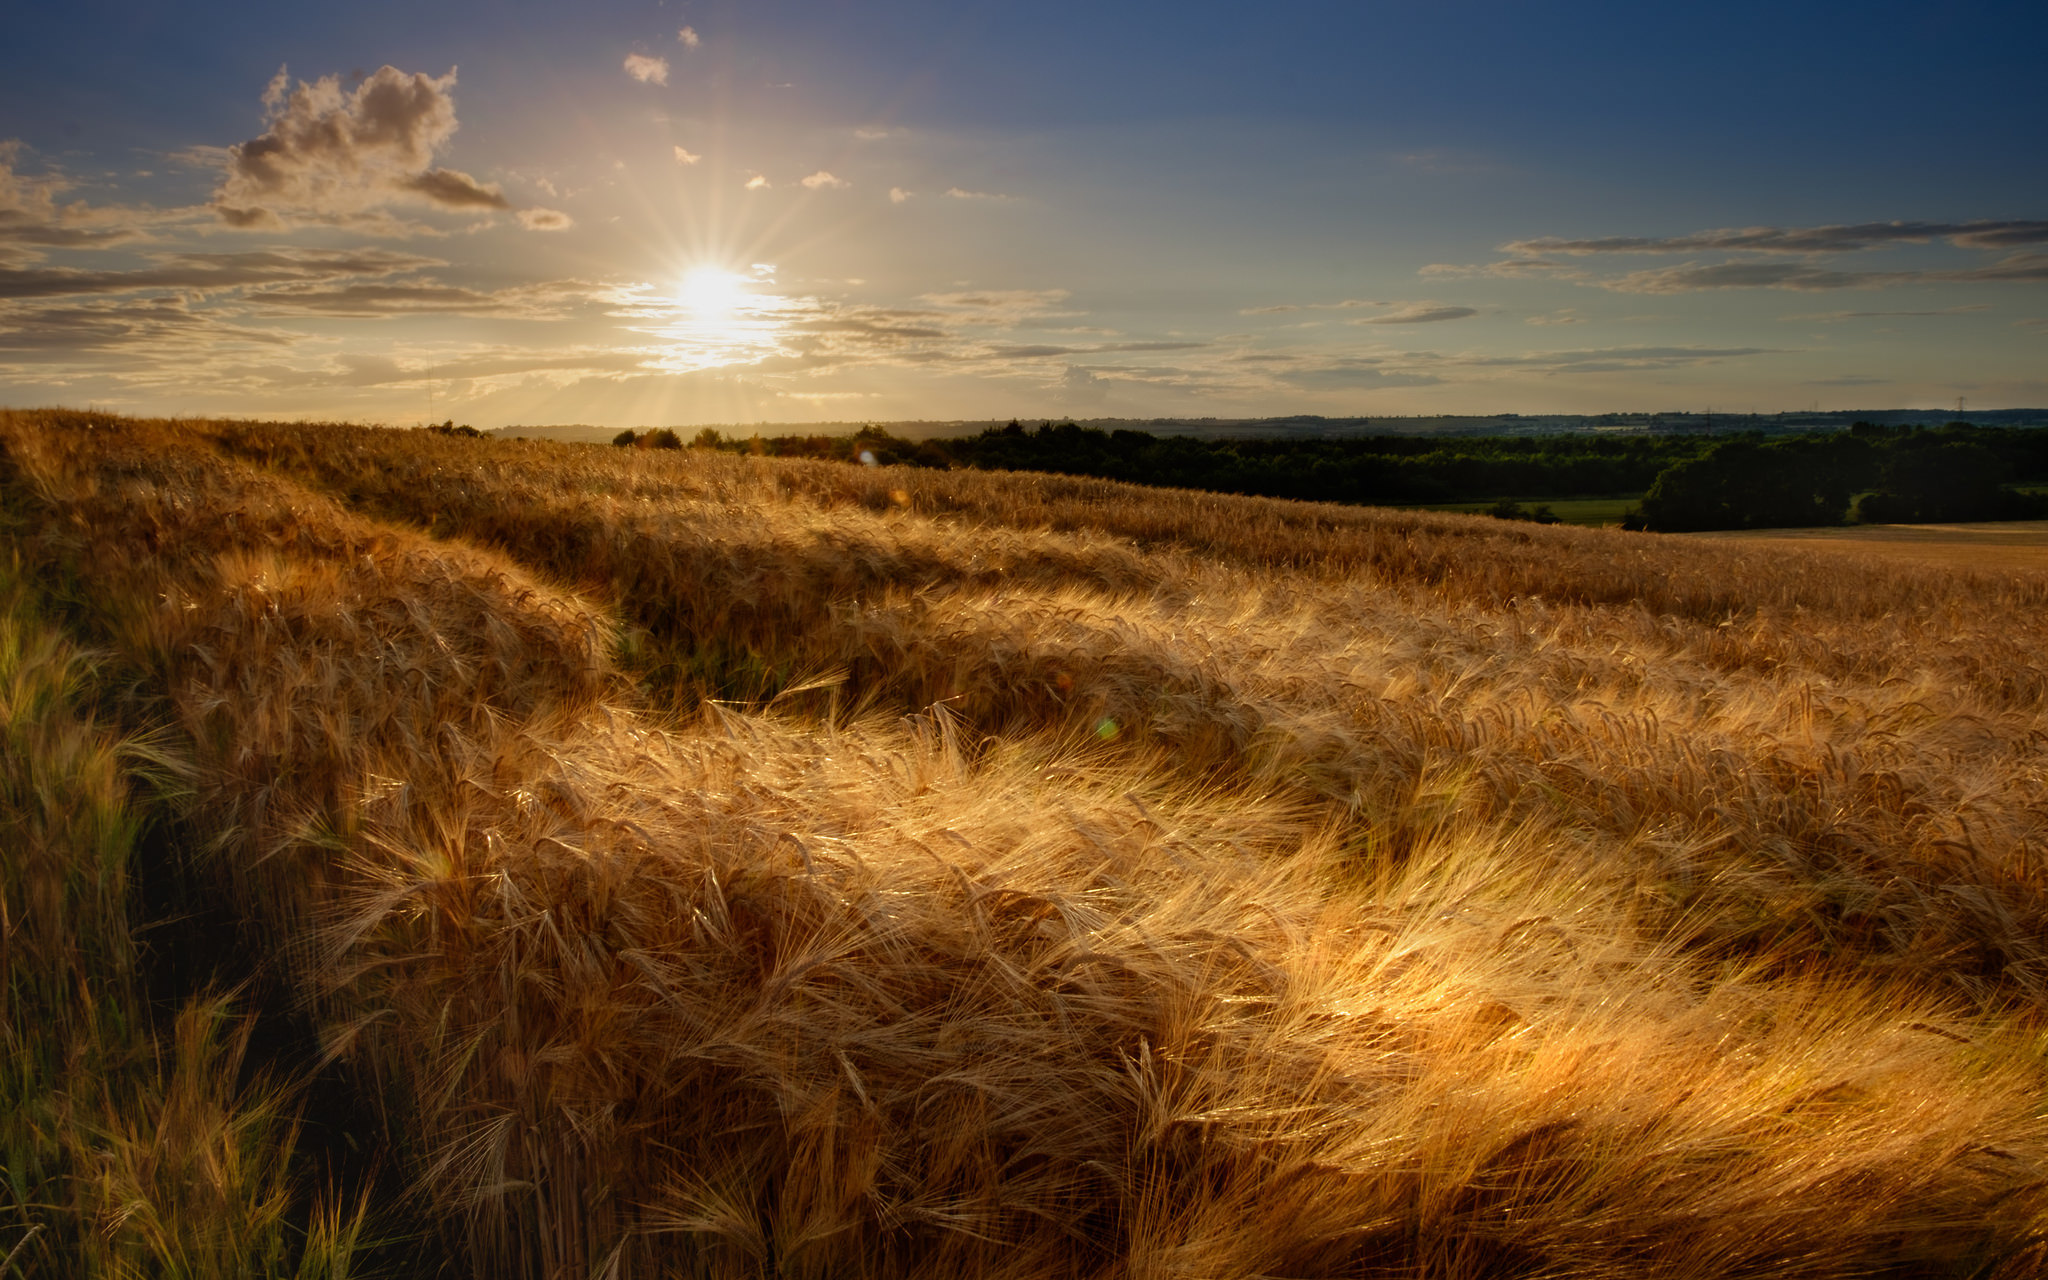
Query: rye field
7,407,2048,1278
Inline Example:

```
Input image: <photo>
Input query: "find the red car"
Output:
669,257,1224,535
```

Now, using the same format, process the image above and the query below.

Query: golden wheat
7,408,2048,1277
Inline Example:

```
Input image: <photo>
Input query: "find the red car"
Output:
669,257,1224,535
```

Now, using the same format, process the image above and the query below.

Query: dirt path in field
1687,521,2048,571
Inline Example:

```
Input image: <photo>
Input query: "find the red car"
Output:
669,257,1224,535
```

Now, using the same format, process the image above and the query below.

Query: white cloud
677,26,701,48
673,146,701,165
800,171,848,190
623,54,670,86
744,174,770,190
517,208,572,231
943,187,1009,200
889,187,911,203
855,127,892,141
212,66,515,230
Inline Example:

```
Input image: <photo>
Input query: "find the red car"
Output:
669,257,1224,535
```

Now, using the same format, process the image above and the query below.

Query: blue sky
3,0,2045,426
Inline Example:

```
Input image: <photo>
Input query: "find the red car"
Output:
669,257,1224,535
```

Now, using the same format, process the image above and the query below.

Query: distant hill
495,408,2048,445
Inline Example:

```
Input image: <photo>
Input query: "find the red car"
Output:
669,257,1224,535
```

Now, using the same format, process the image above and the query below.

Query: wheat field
6,408,2048,1278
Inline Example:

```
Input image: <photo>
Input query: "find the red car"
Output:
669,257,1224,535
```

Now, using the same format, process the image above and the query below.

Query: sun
677,266,748,317
648,262,791,373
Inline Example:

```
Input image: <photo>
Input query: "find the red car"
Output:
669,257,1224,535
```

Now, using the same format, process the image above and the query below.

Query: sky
3,0,2046,428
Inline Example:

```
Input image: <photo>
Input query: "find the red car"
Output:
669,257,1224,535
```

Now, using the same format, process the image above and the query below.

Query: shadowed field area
7,409,2048,1279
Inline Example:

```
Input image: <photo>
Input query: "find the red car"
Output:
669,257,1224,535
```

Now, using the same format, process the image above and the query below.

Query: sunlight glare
678,266,747,317
634,263,796,374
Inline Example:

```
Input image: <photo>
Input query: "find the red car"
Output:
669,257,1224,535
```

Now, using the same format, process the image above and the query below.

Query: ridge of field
6,408,2048,1278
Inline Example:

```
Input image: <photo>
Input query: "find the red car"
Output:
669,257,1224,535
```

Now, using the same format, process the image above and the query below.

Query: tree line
605,420,2048,530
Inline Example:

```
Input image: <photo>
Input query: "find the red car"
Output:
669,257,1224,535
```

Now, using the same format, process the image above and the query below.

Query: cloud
787,314,949,342
800,171,848,190
1275,358,1443,390
673,146,701,165
210,66,551,233
1240,299,1376,315
855,127,893,141
1420,258,1587,281
1353,303,1477,325
515,208,572,231
917,288,1076,324
243,277,602,318
1054,363,1112,407
677,26,701,48
1784,304,1991,321
0,143,163,255
400,167,508,209
1503,220,2048,256
1606,254,2048,293
1609,262,1889,292
0,296,303,356
1804,375,1890,386
982,340,1207,360
744,174,770,190
1526,309,1583,326
943,187,1010,200
623,54,670,85
0,248,438,301
889,187,911,203
0,140,67,224
1455,344,1780,373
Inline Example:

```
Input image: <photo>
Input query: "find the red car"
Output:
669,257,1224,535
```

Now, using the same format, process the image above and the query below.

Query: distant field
1690,519,2048,571
1421,495,1640,526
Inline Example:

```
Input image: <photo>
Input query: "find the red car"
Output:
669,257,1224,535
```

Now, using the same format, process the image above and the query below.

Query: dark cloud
1505,220,2048,256
400,168,510,210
